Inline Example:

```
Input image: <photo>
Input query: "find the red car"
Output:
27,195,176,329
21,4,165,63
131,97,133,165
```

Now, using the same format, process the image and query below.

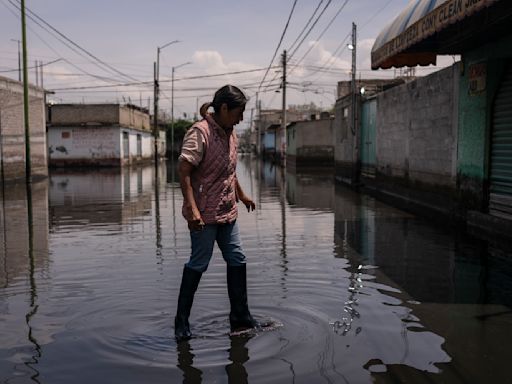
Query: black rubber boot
175,266,202,342
227,264,259,332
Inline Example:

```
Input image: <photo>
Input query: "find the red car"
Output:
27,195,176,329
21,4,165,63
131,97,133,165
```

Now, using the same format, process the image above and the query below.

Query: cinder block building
47,104,165,167
0,75,47,181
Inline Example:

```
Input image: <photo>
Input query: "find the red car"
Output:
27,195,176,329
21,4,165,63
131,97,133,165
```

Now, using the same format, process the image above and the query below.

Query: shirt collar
206,114,233,137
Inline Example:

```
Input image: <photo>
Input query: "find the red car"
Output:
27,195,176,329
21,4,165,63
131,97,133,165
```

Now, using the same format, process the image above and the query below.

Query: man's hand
188,208,205,231
240,196,256,212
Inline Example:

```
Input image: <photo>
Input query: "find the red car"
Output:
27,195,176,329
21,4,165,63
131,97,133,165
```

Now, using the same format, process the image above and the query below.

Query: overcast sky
0,0,455,130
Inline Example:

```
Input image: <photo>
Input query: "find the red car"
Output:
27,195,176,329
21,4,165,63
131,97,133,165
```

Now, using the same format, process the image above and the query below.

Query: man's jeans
186,221,246,272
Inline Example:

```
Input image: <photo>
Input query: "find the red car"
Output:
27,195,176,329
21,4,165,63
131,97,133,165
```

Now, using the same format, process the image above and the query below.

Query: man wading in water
174,85,259,342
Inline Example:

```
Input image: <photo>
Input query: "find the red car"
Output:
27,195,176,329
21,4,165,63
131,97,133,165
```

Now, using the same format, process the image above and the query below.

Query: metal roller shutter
489,65,512,219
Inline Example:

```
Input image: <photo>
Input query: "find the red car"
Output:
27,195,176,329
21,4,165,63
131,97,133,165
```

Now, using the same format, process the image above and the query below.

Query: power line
0,58,62,73
263,0,334,92
49,67,279,91
7,0,141,83
287,0,325,54
1,0,124,85
287,0,333,61
258,0,298,91
288,0,350,75
302,0,394,83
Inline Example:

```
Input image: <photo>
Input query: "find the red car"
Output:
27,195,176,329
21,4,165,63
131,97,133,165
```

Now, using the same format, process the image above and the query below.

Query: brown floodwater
1,155,512,383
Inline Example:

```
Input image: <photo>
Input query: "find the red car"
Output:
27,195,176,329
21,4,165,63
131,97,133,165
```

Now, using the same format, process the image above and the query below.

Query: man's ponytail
199,102,212,118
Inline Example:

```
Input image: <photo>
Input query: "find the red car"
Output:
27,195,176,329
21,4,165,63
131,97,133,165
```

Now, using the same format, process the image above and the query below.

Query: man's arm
235,178,256,212
178,160,204,230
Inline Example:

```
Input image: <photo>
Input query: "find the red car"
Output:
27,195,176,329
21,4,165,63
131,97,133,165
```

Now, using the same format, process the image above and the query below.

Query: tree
166,119,193,156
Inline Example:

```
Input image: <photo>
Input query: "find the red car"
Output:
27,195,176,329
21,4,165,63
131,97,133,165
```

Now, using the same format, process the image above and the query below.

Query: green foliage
166,119,194,142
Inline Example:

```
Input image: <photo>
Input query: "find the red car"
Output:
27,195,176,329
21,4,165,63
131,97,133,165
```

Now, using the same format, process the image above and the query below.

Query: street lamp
10,38,21,81
154,39,180,164
171,61,192,158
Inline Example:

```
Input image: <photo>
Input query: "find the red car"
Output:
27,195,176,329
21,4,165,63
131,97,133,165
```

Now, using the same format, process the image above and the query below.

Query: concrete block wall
50,104,119,125
334,95,359,182
120,106,150,131
0,76,47,181
376,64,459,188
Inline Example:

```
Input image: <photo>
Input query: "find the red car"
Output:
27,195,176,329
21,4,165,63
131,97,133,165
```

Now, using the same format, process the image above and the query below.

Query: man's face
220,104,245,129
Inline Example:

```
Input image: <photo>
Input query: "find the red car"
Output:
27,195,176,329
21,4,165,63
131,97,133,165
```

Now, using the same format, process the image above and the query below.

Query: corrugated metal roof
371,0,498,69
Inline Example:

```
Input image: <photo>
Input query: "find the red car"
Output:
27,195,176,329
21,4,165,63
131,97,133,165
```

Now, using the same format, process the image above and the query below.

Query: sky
0,0,456,131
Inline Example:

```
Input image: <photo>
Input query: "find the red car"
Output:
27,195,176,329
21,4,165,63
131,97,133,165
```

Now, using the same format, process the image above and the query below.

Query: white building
47,104,165,166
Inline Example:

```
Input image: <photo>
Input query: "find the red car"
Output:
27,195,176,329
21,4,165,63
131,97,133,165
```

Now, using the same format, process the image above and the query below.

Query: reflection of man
177,341,202,383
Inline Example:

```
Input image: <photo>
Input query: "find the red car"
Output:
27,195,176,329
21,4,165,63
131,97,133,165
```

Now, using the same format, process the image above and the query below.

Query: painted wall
457,34,512,210
125,129,153,159
263,131,276,152
48,104,158,166
49,126,121,166
0,76,47,181
48,126,154,166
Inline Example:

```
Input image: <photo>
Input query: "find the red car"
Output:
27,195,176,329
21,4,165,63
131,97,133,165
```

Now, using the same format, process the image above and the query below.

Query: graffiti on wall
72,128,118,157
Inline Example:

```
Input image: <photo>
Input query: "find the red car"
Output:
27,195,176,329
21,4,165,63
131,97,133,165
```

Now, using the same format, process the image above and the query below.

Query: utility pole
153,40,179,164
350,22,357,136
21,0,30,182
153,61,159,164
40,61,44,89
350,22,359,185
281,50,287,167
171,66,175,159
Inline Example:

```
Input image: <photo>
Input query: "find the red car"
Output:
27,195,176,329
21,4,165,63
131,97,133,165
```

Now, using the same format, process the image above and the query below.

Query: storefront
371,0,512,234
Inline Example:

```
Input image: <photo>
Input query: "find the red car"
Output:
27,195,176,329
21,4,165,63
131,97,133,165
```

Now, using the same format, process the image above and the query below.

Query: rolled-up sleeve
179,127,205,166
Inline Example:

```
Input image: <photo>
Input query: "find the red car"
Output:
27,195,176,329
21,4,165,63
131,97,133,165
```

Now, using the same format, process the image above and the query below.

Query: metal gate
360,98,377,177
489,65,512,219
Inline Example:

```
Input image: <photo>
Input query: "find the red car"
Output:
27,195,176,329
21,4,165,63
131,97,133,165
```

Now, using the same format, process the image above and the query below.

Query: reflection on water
0,157,511,383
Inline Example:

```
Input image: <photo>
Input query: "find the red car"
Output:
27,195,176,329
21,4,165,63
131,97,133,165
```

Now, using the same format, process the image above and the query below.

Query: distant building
287,112,335,169
254,109,305,157
47,103,165,167
0,75,47,181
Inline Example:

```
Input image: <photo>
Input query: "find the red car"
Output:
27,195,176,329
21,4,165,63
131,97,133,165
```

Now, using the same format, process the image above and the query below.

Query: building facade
362,0,512,237
287,113,335,169
0,75,47,181
47,104,165,167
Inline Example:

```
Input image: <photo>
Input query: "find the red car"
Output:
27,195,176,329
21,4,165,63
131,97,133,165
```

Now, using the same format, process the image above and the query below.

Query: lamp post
10,39,21,81
171,61,191,158
154,40,180,164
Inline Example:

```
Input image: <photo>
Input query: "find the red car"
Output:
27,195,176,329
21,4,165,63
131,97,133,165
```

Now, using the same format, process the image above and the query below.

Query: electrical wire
49,67,279,91
288,0,350,76
258,0,298,91
7,0,141,83
287,0,325,54
1,0,125,85
287,0,333,61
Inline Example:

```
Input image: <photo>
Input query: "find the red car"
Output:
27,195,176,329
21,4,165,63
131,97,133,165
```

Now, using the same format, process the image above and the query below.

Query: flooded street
1,156,512,383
